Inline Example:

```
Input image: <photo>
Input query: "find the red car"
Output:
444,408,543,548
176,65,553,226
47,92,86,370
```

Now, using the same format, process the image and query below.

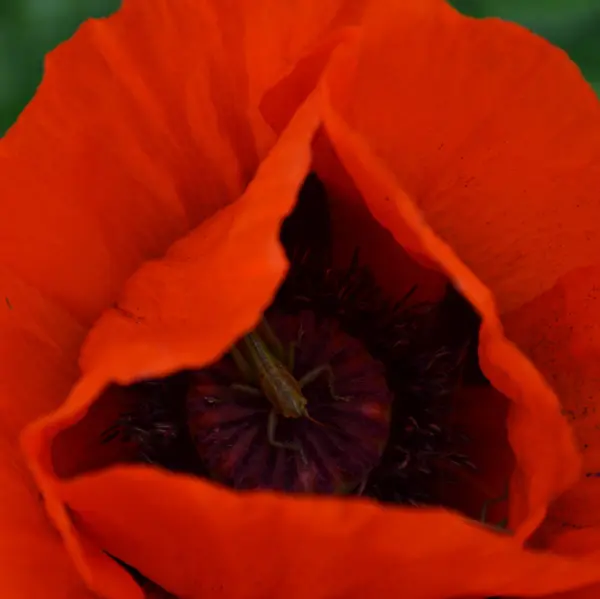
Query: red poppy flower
2,0,600,598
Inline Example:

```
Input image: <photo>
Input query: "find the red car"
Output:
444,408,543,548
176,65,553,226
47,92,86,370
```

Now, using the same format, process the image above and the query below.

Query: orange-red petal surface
323,0,600,315
546,528,600,599
61,465,600,599
0,267,93,598
0,0,314,322
320,58,581,540
0,0,343,594
23,91,322,599
502,266,600,597
0,0,377,327
11,1,600,598
210,0,369,128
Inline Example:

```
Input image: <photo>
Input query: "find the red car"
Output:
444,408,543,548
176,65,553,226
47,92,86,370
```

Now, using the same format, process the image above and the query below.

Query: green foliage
0,0,598,134
451,0,600,92
0,0,120,134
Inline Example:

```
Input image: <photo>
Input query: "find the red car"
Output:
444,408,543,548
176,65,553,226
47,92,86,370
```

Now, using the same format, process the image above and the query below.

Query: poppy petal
312,128,450,305
22,91,322,598
0,0,322,326
77,91,322,384
0,445,97,599
0,267,94,597
319,0,600,315
0,0,373,328
503,267,600,558
215,0,368,129
62,464,600,599
258,25,450,306
545,528,600,599
320,41,581,540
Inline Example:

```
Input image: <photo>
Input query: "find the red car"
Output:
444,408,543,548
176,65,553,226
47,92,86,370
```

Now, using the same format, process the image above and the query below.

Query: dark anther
279,172,332,267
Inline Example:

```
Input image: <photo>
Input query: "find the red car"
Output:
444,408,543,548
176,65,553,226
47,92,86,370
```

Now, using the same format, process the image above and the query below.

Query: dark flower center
187,309,393,494
102,173,482,506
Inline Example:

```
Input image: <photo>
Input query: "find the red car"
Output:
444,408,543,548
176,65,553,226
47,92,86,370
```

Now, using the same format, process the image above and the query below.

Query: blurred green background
0,0,598,135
